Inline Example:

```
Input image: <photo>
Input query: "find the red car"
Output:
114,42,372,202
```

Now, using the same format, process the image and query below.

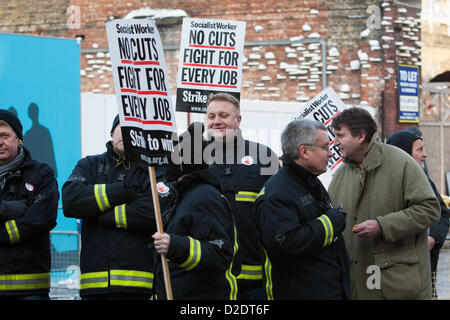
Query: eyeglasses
304,143,330,151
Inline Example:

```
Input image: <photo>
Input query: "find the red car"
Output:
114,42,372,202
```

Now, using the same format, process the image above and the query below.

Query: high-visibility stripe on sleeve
5,220,20,244
235,191,259,202
317,214,334,247
94,184,111,212
114,204,127,229
0,273,50,291
80,270,154,291
237,265,263,280
80,271,109,290
179,237,201,271
256,187,265,199
110,270,153,289
225,226,239,300
263,249,273,300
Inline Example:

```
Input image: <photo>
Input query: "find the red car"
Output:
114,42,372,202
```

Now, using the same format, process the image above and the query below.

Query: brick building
0,0,425,138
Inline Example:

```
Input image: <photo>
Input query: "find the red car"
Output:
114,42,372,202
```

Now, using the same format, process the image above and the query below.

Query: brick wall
0,0,423,136
0,0,69,35
380,1,422,137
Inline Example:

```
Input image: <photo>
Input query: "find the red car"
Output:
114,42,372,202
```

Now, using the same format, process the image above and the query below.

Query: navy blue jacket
154,170,240,300
0,146,58,297
208,131,278,286
62,142,169,297
428,177,450,274
254,156,350,300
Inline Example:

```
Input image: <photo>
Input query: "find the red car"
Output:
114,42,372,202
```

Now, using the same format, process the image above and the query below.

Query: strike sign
106,19,177,166
295,87,346,188
176,18,246,113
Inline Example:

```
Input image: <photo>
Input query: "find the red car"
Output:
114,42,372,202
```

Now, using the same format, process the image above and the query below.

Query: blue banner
0,33,81,234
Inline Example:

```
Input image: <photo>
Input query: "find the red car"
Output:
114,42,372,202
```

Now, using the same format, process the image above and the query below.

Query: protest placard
295,87,346,188
106,18,178,166
106,18,175,299
176,18,246,113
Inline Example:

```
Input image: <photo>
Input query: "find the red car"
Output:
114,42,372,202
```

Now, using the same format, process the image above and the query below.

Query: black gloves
325,208,346,235
0,200,28,221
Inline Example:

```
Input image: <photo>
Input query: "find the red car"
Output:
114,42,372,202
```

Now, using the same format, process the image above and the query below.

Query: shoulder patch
241,155,254,165
25,182,34,192
156,182,170,194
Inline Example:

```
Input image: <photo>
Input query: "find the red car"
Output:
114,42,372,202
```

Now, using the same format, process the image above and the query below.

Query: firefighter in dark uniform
0,110,58,300
206,93,279,300
153,122,240,299
254,119,350,299
62,115,169,300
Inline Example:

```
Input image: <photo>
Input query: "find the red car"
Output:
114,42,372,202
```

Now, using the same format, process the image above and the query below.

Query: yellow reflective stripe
0,273,50,291
256,187,265,199
94,184,111,212
80,270,154,291
317,214,334,247
94,184,104,211
179,237,201,271
263,249,273,300
5,220,20,244
225,226,238,300
80,271,109,290
114,204,127,229
237,264,263,280
233,226,239,253
110,270,153,289
235,191,259,202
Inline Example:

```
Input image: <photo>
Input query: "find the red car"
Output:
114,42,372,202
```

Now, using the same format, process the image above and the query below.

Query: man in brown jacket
328,107,440,300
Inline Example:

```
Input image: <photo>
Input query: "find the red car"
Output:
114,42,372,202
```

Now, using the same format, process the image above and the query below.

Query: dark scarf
0,145,25,190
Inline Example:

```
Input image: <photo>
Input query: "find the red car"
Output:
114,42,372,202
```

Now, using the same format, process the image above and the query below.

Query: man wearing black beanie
386,129,421,156
0,110,23,140
0,109,58,300
387,129,450,299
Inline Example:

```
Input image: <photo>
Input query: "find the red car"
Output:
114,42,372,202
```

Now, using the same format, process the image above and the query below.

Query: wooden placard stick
148,166,173,300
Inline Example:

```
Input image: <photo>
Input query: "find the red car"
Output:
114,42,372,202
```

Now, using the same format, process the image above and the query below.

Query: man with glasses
254,118,350,299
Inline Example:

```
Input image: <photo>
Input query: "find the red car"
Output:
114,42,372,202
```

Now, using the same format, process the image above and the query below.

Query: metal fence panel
49,231,81,300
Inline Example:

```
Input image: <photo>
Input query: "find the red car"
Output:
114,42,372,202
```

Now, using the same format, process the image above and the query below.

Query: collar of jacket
106,141,131,169
343,134,382,172
161,170,222,228
17,145,34,170
174,169,222,196
282,155,321,190
1,145,41,185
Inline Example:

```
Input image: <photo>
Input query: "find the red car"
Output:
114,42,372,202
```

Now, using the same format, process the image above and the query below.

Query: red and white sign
106,19,177,166
175,18,246,113
296,87,347,187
